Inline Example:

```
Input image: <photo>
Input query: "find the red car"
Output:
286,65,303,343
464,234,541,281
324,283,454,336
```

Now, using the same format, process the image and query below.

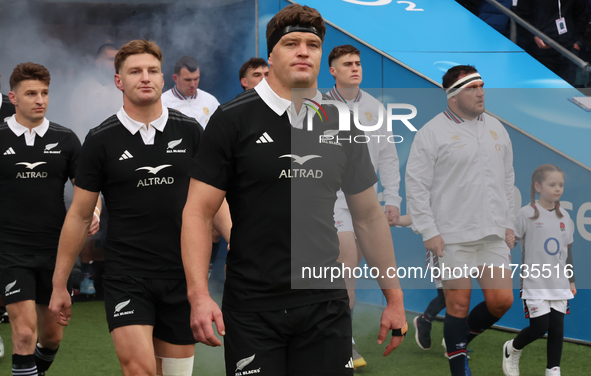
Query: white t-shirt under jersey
515,202,574,300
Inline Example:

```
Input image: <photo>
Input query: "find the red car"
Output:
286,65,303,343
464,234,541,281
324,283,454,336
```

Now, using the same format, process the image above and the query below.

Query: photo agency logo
303,97,329,122
298,94,418,144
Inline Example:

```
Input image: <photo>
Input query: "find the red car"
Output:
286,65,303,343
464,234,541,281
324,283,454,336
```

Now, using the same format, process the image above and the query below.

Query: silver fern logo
167,138,186,153
44,142,61,154
168,139,182,149
5,280,20,296
236,354,255,371
45,142,59,150
5,280,16,294
113,299,134,317
114,299,130,313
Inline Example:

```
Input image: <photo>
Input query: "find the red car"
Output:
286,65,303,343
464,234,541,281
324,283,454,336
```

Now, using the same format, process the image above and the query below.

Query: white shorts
523,299,568,319
334,207,354,233
439,236,510,281
425,250,442,289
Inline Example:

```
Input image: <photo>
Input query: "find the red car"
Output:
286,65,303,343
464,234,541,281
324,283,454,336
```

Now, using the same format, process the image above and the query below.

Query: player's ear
8,91,17,106
240,77,248,89
114,74,124,91
329,66,336,77
534,181,542,193
172,74,178,84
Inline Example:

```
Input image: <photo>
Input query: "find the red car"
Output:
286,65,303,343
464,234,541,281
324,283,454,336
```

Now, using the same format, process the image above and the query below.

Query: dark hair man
0,62,96,376
181,5,406,376
161,55,220,127
327,44,402,370
406,65,515,376
239,57,269,90
49,40,228,376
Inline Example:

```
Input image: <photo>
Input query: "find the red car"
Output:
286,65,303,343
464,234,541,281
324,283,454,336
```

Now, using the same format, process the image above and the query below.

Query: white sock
157,356,194,376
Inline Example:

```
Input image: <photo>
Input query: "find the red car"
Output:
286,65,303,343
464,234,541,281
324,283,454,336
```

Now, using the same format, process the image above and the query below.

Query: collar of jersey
255,78,291,117
255,78,323,126
444,107,483,124
7,114,49,138
117,103,168,135
328,86,362,103
171,85,198,100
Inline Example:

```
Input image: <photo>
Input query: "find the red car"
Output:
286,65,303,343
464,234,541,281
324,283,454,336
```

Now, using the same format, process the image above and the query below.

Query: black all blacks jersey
0,121,80,254
75,109,203,278
191,90,377,312
0,94,16,123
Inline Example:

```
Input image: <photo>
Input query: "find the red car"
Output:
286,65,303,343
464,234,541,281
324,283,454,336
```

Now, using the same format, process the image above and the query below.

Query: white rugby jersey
406,108,515,243
327,87,401,210
515,202,574,300
161,86,219,128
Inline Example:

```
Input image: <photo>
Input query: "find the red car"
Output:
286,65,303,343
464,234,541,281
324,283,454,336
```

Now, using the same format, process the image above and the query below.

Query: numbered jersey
515,202,574,300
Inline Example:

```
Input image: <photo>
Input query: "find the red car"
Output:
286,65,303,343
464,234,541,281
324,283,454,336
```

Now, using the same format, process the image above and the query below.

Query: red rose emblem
560,222,565,231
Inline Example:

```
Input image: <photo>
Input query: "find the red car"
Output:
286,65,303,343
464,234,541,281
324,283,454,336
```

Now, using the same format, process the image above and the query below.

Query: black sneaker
413,315,432,350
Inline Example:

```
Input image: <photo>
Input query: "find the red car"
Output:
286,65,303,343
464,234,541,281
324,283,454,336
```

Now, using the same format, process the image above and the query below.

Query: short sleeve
190,109,237,191
514,207,528,239
66,131,82,180
74,131,105,193
340,125,378,195
567,212,574,245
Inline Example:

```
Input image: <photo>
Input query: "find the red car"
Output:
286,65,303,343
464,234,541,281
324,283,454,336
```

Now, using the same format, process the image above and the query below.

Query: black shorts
0,253,62,306
103,274,195,345
223,298,353,376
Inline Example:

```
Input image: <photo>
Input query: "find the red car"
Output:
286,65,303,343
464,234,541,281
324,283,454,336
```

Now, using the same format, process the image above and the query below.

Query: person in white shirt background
161,55,219,128
406,65,515,376
161,55,221,275
327,44,402,370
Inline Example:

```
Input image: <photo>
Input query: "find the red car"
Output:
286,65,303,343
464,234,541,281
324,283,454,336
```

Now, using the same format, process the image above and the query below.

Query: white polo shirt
327,87,402,210
406,107,515,244
161,86,219,128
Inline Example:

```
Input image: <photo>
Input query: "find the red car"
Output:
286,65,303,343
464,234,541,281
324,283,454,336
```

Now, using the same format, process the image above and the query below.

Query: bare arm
346,187,405,355
88,192,102,236
70,178,101,236
50,186,100,325
181,178,229,346
397,214,411,227
212,199,231,243
376,113,402,226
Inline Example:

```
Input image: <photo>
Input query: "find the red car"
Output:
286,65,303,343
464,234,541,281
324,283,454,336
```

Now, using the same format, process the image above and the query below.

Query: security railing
484,0,590,72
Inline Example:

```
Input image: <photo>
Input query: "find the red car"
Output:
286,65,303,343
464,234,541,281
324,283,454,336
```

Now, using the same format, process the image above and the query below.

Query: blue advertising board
280,0,591,341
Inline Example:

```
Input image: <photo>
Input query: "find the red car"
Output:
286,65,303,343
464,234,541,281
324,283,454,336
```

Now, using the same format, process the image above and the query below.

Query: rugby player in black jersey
0,62,99,376
181,5,406,376
49,40,229,376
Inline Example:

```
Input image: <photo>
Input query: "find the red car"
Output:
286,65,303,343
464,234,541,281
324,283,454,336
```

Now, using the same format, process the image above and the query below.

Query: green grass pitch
0,301,588,375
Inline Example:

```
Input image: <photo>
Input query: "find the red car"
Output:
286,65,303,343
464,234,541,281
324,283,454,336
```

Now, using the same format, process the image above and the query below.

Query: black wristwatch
391,322,408,337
